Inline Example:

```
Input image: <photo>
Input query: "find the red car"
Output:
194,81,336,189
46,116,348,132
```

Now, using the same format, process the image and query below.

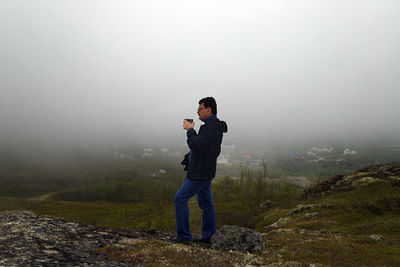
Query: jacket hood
214,119,228,133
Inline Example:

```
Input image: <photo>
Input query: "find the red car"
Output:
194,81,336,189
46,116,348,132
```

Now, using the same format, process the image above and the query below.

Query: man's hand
183,119,195,130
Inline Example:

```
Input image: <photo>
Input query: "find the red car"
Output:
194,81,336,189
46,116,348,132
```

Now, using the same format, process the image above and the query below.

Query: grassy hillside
91,162,400,266
95,162,400,266
1,161,400,265
252,162,400,266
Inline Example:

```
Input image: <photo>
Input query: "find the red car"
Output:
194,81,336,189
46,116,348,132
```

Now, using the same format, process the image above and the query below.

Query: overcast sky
1,0,399,147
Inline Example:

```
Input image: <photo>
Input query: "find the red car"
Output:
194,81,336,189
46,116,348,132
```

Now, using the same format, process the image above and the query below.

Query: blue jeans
174,179,216,240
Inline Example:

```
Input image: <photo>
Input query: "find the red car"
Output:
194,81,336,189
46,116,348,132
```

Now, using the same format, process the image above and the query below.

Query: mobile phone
185,119,193,123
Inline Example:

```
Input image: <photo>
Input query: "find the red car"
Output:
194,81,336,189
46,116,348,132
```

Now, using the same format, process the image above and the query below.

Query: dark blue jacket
186,115,228,180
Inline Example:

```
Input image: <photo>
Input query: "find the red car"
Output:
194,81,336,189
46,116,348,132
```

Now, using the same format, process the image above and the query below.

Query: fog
1,0,400,149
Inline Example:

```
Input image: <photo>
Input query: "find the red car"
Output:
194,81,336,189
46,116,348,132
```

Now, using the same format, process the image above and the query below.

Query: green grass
2,198,257,235
0,198,42,212
30,201,176,231
1,195,274,237
265,229,400,266
3,187,400,266
3,159,400,266
247,174,400,266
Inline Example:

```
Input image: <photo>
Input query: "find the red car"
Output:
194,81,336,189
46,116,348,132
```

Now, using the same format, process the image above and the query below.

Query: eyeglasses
197,107,208,111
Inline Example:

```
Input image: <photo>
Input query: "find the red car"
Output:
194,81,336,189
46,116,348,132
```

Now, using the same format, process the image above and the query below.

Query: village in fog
71,140,400,181
109,143,360,167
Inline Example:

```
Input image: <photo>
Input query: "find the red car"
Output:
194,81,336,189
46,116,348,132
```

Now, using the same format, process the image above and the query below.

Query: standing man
171,97,228,244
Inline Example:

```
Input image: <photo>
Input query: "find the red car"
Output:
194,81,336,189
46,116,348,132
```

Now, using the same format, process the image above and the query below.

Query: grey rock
287,204,314,216
369,234,382,241
302,212,318,219
260,200,276,209
210,225,263,253
287,204,333,216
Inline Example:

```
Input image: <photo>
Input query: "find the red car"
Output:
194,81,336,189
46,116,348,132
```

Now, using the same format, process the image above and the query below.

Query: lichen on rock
211,225,263,253
0,211,153,266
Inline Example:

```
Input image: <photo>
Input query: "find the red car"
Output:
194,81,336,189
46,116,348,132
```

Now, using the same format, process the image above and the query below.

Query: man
171,97,228,244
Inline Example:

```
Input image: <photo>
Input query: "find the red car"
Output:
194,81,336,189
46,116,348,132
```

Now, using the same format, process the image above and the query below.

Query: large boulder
210,225,263,253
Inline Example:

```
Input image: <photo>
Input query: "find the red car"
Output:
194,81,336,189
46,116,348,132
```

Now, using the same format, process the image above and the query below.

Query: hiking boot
168,236,192,245
193,237,211,244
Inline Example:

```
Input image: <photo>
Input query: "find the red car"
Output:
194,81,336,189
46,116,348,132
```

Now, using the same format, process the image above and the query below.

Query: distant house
142,152,153,158
222,144,236,150
243,152,251,160
291,153,305,160
344,148,357,155
306,146,333,157
114,151,127,159
307,150,318,156
250,160,262,167
217,155,229,165
336,158,345,163
141,147,154,158
160,147,169,153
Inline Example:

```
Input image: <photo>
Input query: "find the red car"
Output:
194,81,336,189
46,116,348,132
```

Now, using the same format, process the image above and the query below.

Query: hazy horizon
1,0,400,149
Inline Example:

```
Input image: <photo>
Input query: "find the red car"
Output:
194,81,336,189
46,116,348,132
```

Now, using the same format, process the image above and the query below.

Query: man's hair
199,97,217,115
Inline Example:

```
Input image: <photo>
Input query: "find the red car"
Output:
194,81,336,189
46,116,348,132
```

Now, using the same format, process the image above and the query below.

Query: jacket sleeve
186,127,214,152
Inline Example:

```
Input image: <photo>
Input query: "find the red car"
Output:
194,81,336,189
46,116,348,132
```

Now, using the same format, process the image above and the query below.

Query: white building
308,147,333,153
343,148,357,155
160,147,169,153
217,155,229,165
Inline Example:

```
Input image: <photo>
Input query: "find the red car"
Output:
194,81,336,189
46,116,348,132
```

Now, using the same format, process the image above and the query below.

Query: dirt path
27,192,55,201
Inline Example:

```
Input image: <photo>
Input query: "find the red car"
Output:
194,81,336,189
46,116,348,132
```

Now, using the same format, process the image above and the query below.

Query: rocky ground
0,211,268,267
301,162,400,198
0,211,170,266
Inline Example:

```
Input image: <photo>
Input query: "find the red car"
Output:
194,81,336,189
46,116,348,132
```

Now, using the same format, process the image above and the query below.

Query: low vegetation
1,149,400,265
